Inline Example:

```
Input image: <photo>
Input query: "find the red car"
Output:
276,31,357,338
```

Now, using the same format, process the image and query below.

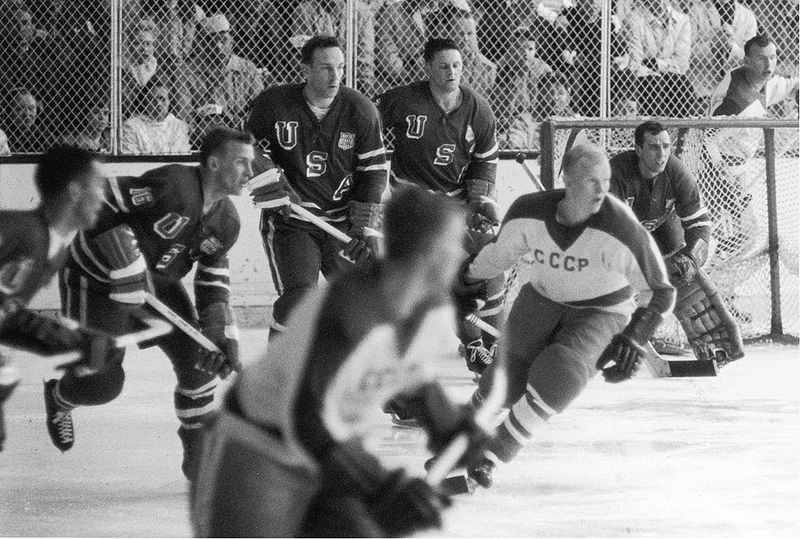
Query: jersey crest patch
338,131,355,150
200,237,223,255
129,187,153,206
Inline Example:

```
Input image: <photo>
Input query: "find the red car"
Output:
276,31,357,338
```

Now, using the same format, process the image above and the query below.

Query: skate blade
440,473,477,496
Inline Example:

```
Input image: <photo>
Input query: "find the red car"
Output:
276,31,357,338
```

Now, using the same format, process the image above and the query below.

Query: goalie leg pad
674,269,745,363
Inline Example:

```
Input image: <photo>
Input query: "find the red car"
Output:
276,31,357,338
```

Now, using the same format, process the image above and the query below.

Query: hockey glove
347,201,384,264
93,225,148,306
197,302,241,379
247,166,301,221
452,256,488,317
465,179,501,234
596,307,663,383
369,469,451,537
0,308,116,375
341,237,370,266
665,251,697,288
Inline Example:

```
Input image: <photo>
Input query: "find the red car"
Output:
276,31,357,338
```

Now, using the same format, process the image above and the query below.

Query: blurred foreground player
0,146,110,451
457,144,675,488
608,120,743,364
44,128,254,480
191,188,489,537
376,37,502,378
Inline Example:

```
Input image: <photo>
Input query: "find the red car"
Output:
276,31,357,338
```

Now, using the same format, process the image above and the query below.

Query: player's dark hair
35,145,101,203
198,127,255,166
634,120,667,147
385,187,464,264
423,37,460,63
300,35,341,65
744,34,775,56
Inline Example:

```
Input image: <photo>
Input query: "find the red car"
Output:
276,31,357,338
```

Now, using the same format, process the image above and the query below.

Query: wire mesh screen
0,0,797,156
539,118,799,341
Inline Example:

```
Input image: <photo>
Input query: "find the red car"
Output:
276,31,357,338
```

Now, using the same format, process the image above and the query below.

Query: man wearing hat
175,13,263,129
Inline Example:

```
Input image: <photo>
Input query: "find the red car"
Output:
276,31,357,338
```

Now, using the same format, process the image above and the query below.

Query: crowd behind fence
0,0,797,157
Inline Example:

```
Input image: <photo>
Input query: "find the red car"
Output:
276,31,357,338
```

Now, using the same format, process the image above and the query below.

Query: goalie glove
197,302,240,379
347,201,384,264
247,159,301,221
595,307,663,383
93,225,148,305
465,179,500,234
665,239,708,287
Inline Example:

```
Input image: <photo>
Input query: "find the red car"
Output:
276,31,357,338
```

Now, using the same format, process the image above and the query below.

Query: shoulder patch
130,187,153,206
338,131,355,150
200,237,224,255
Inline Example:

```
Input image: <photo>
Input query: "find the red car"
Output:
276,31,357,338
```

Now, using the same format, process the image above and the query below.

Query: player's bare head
385,187,465,268
562,144,610,220
36,145,106,228
199,127,255,167
634,120,667,148
300,35,342,65
423,37,460,64
743,35,777,81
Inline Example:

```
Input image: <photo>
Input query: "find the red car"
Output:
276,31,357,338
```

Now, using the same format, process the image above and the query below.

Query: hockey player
456,143,675,488
244,35,388,341
1,145,111,452
191,187,490,537
608,120,744,364
375,37,502,379
43,127,255,481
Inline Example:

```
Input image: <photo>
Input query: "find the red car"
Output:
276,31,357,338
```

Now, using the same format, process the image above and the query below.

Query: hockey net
517,117,799,344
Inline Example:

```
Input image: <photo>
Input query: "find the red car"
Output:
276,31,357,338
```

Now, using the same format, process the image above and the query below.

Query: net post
540,120,555,190
763,127,783,336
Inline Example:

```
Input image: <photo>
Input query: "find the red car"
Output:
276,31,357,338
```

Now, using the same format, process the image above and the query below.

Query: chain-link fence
0,0,797,156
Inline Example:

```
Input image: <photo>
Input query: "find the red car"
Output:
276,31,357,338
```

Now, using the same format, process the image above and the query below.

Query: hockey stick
641,342,719,378
143,293,221,353
289,203,353,243
514,153,545,192
463,313,500,339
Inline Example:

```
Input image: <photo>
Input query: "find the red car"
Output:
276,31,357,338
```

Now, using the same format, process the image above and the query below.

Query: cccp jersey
245,84,388,225
376,81,499,198
0,210,72,310
237,263,453,465
67,164,239,308
469,190,674,318
609,152,711,250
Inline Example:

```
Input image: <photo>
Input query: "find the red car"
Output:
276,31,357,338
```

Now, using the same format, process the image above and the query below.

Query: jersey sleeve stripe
196,264,230,276
108,177,129,213
357,147,387,160
474,144,499,159
194,280,230,290
356,163,390,172
680,208,710,221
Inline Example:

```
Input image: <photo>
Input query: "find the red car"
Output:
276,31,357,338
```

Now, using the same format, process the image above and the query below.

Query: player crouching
191,188,494,537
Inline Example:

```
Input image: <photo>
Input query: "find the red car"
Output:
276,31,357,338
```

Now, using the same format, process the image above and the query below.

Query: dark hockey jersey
609,151,711,250
376,81,499,198
0,210,71,311
67,164,240,309
245,84,388,225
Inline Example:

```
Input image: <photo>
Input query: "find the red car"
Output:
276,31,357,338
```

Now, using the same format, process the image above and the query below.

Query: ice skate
43,379,74,452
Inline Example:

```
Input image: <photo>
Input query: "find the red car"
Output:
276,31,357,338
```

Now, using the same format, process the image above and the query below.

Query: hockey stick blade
439,473,478,496
641,342,718,378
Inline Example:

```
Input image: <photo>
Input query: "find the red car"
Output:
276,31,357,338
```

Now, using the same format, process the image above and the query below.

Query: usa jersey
245,84,388,225
0,210,71,311
376,81,499,198
67,164,240,309
237,263,453,463
609,152,711,249
469,191,675,317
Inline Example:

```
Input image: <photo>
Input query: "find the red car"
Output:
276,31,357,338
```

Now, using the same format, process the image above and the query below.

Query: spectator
129,0,205,64
619,0,697,117
121,77,191,155
688,0,759,100
500,72,577,151
189,101,233,151
493,27,553,127
122,27,175,118
174,13,263,127
529,0,578,88
0,88,49,154
289,0,377,96
373,0,432,93
55,102,110,153
429,3,497,99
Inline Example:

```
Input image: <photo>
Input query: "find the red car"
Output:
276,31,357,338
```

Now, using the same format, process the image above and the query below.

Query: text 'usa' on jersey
70,165,241,284
376,81,498,197
244,84,388,215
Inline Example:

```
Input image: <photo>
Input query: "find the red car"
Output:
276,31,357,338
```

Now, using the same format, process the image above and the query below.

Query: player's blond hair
562,143,609,184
